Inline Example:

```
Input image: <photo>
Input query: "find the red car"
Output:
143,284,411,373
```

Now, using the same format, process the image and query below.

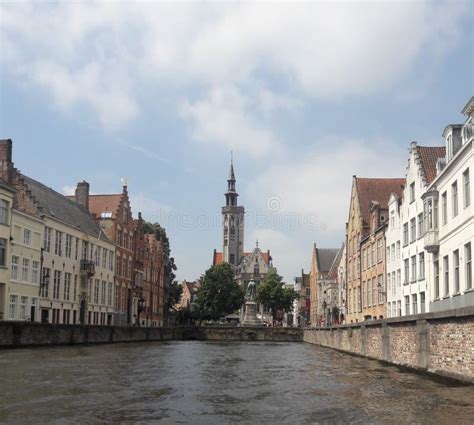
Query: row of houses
0,140,168,327
298,96,473,326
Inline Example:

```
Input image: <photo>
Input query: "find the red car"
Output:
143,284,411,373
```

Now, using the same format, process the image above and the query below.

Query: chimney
0,139,13,184
0,139,12,162
75,181,90,211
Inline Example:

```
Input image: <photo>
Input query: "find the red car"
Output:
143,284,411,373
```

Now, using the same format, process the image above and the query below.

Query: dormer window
409,182,415,203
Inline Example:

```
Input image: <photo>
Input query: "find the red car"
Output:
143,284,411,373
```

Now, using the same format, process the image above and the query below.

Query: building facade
86,186,135,326
423,97,473,311
9,209,43,322
0,183,15,321
346,177,404,323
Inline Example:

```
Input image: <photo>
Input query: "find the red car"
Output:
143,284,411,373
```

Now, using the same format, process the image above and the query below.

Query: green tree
196,263,244,321
256,268,299,321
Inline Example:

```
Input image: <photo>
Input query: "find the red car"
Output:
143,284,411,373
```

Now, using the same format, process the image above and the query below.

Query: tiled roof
417,146,446,184
88,194,122,219
355,177,405,225
316,248,340,273
22,175,105,238
328,245,344,278
212,250,271,266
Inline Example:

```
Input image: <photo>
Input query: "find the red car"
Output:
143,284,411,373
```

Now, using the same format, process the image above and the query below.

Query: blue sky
1,1,472,282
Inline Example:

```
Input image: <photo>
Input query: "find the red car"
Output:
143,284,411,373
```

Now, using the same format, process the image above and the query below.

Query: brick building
84,186,135,326
346,177,404,323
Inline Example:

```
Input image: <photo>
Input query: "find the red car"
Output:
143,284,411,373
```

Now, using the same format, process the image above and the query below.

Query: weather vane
121,177,128,187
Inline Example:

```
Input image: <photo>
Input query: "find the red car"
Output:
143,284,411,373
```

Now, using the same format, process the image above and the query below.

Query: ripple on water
0,342,474,424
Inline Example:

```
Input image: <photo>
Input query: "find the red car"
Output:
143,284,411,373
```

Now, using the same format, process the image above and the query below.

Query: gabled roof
316,248,340,273
212,250,271,266
416,146,446,184
22,175,105,238
89,194,123,219
355,177,405,225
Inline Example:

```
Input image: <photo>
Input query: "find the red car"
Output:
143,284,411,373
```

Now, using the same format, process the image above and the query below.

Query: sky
0,1,473,283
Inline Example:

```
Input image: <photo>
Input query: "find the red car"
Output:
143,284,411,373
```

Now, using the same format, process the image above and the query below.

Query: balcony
424,230,439,254
80,260,95,277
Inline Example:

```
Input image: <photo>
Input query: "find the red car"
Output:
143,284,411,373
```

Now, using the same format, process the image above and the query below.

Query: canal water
1,341,473,424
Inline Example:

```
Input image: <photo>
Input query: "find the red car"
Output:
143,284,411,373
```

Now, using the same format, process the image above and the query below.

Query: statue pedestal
243,301,262,326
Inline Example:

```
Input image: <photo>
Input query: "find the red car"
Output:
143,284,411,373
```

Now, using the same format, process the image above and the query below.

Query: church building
212,159,273,292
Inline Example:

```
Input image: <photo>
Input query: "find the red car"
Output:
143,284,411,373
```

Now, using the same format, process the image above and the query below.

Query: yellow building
8,209,43,321
0,182,14,321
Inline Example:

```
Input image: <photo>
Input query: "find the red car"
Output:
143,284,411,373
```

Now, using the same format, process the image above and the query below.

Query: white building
423,97,473,311
387,142,446,317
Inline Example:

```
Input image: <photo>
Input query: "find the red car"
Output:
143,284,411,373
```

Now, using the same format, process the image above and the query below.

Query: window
41,268,50,298
20,296,28,320
372,243,376,265
54,230,63,256
411,256,416,282
0,238,6,267
109,251,114,271
22,258,30,282
434,261,440,299
410,218,416,243
417,213,423,238
64,272,71,301
397,269,401,289
403,223,408,246
94,279,100,304
117,230,122,246
44,227,51,252
73,275,78,302
420,292,425,314
412,294,418,315
101,280,106,305
396,242,400,259
367,246,372,267
409,182,415,203
387,302,391,318
443,256,449,296
11,255,19,280
53,270,61,299
464,169,470,208
452,181,458,217
377,239,383,262
32,260,39,284
9,295,17,319
462,242,471,290
107,282,113,306
102,249,107,269
397,300,401,317
363,249,367,270
453,250,460,293
419,252,425,280
390,210,395,228
128,259,132,279
378,275,383,304
441,192,447,225
391,273,396,297
230,253,235,264
404,259,409,284
405,295,410,315
23,228,31,246
65,234,72,258
0,199,9,224
75,237,79,260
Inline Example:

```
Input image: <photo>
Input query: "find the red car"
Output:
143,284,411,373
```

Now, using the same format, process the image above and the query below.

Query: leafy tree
256,268,299,321
195,263,244,321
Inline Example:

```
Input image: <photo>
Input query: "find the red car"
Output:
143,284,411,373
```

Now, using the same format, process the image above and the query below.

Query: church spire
225,153,238,206
228,151,236,181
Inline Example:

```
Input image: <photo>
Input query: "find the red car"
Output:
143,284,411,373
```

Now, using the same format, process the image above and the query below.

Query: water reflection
0,342,473,424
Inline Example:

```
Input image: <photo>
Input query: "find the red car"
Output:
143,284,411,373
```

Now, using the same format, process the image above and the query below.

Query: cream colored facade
41,216,115,325
0,184,14,321
346,181,363,323
8,209,43,321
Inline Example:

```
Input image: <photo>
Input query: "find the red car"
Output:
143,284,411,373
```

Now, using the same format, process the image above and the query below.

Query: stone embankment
0,322,303,348
304,307,474,384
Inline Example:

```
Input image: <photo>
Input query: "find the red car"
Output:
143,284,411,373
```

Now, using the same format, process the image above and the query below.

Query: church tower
222,156,245,267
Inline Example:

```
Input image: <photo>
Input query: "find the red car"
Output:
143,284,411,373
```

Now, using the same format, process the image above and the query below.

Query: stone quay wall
304,307,474,383
0,322,303,348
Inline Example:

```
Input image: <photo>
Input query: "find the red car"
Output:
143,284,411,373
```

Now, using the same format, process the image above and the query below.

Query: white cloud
1,1,467,131
180,86,280,158
248,138,407,233
62,185,76,196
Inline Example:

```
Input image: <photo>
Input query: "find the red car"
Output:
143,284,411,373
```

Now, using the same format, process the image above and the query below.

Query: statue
246,280,256,301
